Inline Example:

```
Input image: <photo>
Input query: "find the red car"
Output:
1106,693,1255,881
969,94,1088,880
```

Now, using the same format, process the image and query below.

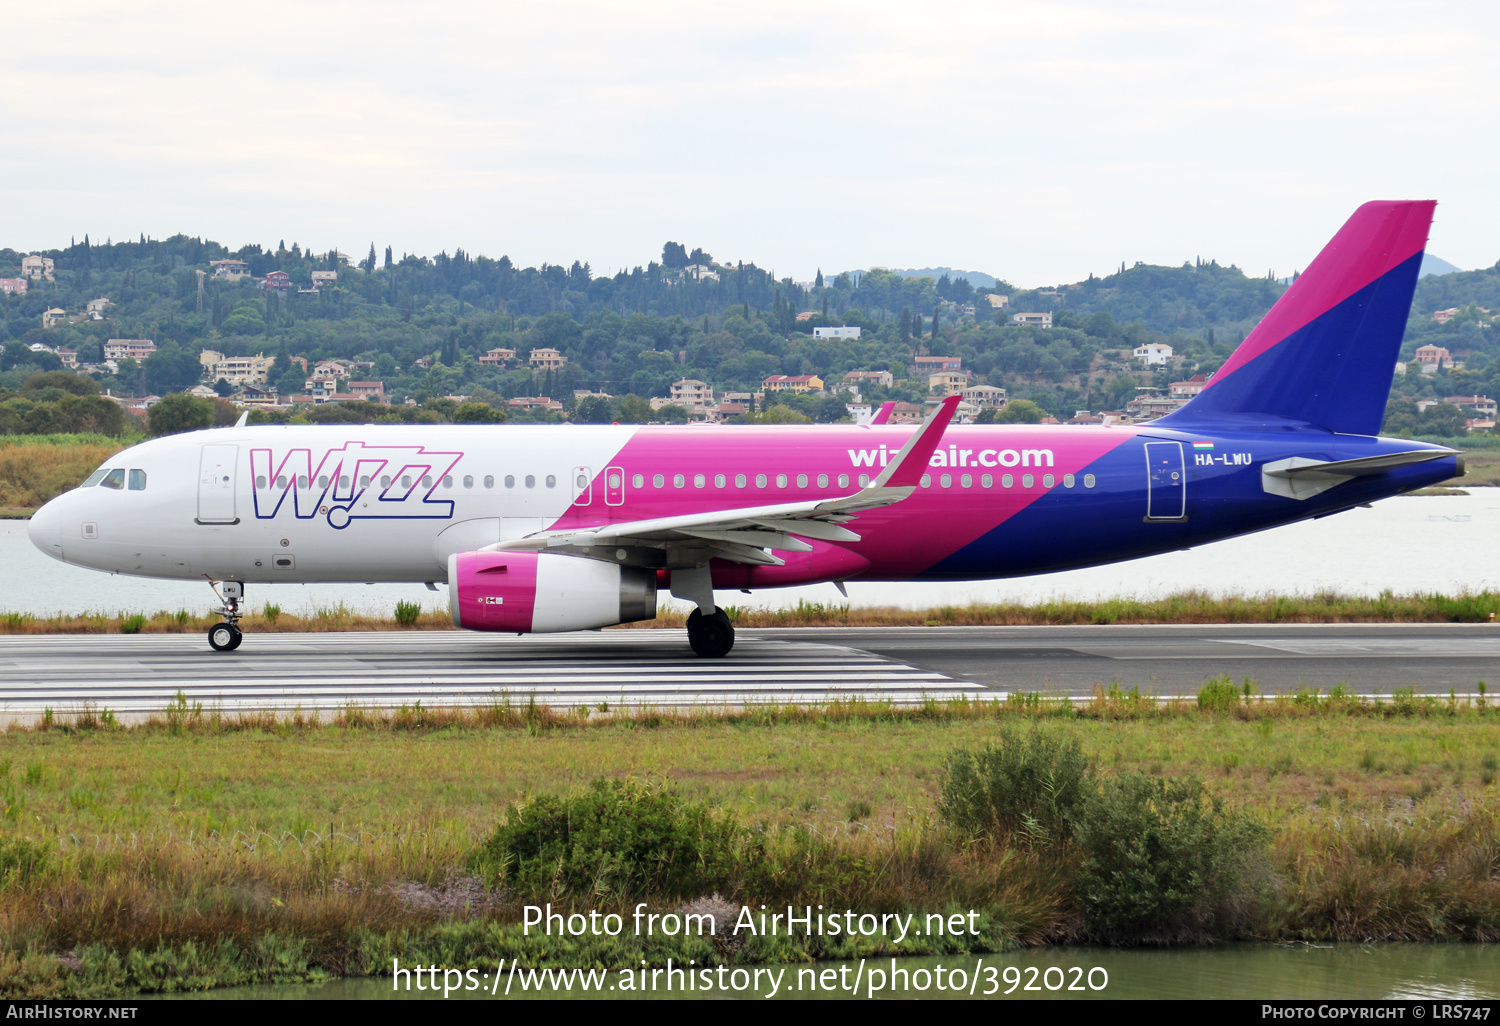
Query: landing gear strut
686,608,734,658
207,580,244,652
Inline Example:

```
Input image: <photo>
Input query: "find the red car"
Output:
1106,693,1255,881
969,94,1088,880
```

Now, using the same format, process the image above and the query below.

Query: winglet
870,401,896,425
234,411,249,428
874,395,960,489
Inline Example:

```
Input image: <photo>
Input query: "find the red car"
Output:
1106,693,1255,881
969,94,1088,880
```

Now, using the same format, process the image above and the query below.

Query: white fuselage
28,424,638,584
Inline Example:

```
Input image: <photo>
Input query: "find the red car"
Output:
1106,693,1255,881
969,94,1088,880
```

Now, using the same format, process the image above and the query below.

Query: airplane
27,200,1461,657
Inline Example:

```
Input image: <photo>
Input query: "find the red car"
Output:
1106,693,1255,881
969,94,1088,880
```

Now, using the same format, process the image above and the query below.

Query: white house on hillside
1133,342,1174,366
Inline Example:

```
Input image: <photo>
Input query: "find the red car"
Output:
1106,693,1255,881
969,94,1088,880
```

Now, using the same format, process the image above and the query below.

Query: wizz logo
250,442,464,529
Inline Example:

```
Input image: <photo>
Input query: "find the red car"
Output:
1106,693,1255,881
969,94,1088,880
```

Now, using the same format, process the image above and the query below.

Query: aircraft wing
489,395,961,567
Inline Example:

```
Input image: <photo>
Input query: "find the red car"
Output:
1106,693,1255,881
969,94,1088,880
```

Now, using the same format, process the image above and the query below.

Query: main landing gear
207,580,244,652
686,608,734,658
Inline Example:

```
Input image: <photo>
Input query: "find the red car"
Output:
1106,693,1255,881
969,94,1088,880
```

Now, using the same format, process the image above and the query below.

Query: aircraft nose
28,499,64,562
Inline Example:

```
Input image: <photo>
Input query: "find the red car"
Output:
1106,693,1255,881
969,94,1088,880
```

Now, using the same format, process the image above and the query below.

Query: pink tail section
1164,200,1435,435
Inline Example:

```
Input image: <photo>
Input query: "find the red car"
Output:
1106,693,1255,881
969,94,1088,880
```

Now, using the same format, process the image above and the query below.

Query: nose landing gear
207,580,244,652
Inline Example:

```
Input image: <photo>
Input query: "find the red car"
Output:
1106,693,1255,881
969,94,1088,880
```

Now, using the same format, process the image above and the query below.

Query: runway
0,630,988,718
760,623,1500,697
0,623,1493,718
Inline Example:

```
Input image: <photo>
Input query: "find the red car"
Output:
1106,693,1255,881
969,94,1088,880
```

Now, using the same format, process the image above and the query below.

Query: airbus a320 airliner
27,201,1461,656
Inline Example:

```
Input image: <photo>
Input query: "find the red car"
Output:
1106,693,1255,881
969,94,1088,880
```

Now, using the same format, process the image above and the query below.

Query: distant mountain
1419,254,1462,278
843,267,1000,289
1279,254,1463,286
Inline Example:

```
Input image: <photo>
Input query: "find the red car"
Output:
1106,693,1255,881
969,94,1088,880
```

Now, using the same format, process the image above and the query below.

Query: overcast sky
3,1,1496,286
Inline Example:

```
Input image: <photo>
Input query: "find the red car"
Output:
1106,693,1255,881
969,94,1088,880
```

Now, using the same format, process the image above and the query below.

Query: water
3,490,1497,617
160,945,1500,1000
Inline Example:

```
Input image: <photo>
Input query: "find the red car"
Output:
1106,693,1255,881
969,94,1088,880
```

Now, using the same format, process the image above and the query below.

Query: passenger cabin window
81,469,107,487
545,475,556,489
128,470,147,491
486,476,496,489
100,469,125,490
463,475,474,488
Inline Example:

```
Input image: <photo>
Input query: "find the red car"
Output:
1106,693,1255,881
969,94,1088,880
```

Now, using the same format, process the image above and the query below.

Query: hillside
0,234,1495,434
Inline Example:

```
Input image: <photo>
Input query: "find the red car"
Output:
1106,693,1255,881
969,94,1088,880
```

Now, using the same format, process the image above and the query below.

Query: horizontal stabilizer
1263,448,1456,500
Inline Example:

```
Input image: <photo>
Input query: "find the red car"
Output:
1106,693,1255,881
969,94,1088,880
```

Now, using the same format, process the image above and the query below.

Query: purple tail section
1161,200,1435,435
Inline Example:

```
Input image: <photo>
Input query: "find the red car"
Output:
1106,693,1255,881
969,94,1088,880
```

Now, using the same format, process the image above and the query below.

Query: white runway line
0,631,993,715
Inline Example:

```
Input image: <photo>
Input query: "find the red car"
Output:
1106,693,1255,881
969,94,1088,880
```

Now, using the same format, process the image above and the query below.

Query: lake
160,944,1500,1001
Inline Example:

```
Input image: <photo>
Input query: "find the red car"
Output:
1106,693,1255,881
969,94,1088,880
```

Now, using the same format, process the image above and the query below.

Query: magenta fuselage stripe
1201,200,1434,394
544,424,1138,583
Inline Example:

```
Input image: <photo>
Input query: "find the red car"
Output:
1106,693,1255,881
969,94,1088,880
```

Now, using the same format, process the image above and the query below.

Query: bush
1197,675,1240,713
119,614,146,635
261,603,281,624
937,729,1093,842
1073,773,1266,940
394,600,421,627
471,778,741,900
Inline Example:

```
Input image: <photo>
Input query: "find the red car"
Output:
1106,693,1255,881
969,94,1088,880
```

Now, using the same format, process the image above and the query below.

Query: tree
662,242,689,269
815,268,824,288
453,401,505,424
744,404,812,424
653,403,690,423
23,371,98,396
688,247,712,266
363,243,377,272
213,377,235,397
1382,397,1419,434
142,342,204,395
616,394,653,423
997,399,1044,423
147,393,214,436
384,245,394,269
574,395,614,423
1418,402,1467,437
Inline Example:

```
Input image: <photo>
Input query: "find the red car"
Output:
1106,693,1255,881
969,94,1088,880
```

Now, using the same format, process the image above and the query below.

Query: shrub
1073,773,1266,940
1197,675,1240,713
394,600,421,627
262,603,281,624
119,615,146,635
471,778,741,900
937,728,1093,842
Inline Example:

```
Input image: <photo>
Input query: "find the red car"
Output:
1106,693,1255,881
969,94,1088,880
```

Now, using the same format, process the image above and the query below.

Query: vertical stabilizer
1160,201,1435,435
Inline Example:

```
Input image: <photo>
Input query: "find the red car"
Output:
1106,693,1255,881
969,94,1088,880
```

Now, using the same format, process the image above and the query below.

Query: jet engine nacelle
447,550,657,633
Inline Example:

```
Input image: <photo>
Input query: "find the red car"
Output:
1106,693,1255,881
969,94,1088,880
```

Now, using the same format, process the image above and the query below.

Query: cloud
1,0,1496,281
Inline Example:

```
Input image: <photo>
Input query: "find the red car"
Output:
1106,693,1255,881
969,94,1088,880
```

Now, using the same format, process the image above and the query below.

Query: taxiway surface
0,623,1492,717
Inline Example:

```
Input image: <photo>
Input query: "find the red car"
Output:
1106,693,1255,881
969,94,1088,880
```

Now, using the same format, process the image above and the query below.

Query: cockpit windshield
79,467,147,491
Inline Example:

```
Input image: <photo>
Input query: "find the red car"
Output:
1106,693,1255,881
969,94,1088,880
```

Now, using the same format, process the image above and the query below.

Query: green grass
0,694,1498,996
9,590,1500,635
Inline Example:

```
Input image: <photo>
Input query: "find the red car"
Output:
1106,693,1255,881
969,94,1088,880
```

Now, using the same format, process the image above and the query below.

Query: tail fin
1159,200,1435,435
